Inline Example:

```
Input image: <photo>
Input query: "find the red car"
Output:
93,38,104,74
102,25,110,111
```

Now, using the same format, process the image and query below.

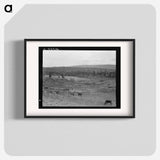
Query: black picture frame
24,39,135,118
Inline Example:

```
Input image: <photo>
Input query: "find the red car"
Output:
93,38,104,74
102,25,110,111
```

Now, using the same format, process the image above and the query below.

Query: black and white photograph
39,47,120,108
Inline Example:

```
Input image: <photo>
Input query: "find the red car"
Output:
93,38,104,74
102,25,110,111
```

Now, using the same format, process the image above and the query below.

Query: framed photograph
25,39,135,118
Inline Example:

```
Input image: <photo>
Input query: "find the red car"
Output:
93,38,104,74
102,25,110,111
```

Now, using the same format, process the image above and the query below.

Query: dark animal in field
44,87,48,89
61,74,64,79
55,91,59,94
104,100,112,105
69,91,82,96
49,72,52,78
77,92,82,96
108,86,113,88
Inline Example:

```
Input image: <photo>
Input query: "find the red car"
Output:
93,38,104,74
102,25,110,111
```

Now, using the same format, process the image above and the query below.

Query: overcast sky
43,50,116,67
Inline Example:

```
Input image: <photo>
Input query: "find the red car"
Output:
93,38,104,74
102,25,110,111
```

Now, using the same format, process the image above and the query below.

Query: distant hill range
44,64,115,70
73,64,115,69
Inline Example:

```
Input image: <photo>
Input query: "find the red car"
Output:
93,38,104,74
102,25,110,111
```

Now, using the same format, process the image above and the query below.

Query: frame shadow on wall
11,40,24,119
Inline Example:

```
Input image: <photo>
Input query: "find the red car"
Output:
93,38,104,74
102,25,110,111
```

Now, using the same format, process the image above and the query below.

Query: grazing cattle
77,92,82,96
61,74,65,79
55,91,59,94
69,91,82,96
104,100,112,105
49,72,52,78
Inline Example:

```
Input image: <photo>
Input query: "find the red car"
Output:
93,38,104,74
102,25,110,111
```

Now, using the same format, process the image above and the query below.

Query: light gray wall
4,4,156,156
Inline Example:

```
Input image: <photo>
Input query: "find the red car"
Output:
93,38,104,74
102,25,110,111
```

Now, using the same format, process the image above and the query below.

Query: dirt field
42,65,116,107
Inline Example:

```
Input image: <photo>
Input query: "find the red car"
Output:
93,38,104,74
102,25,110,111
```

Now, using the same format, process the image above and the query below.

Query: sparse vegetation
42,65,116,107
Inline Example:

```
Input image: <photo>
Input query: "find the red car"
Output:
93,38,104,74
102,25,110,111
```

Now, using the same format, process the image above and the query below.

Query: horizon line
43,64,116,68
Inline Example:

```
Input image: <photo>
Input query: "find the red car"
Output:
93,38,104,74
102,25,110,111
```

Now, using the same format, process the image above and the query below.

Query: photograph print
39,47,120,108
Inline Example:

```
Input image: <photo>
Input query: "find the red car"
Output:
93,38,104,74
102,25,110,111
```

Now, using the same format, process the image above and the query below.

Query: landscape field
42,65,116,107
